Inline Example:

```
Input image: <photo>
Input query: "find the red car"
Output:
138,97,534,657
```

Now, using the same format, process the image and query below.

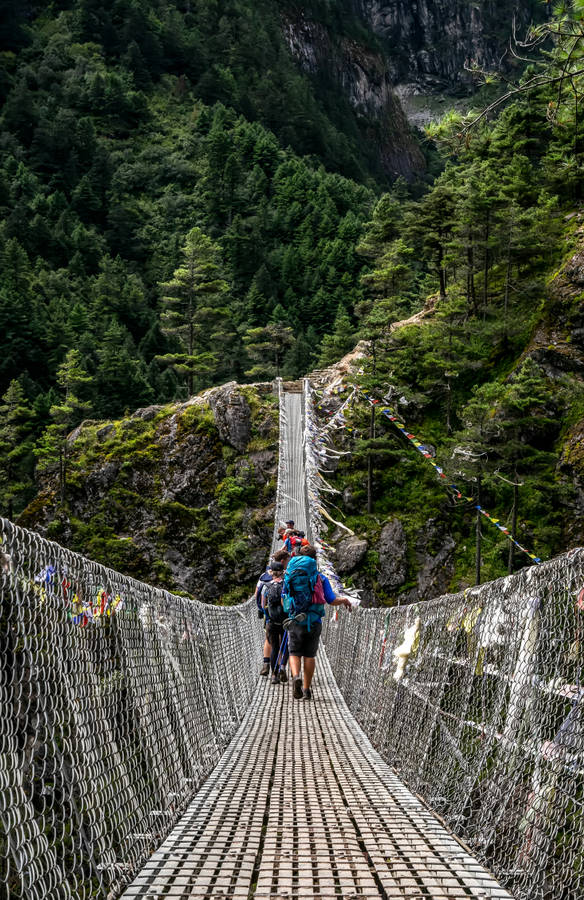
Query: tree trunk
438,245,446,300
60,443,66,506
504,224,512,338
475,475,482,586
367,405,375,514
483,210,490,312
508,479,519,575
467,243,478,314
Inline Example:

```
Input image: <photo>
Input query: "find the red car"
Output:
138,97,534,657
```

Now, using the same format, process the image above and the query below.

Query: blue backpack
283,556,324,630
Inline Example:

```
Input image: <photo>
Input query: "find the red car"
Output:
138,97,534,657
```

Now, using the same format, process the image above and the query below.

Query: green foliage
327,5,584,589
3,0,584,598
243,321,294,379
0,0,379,510
216,474,254,512
318,304,356,368
158,227,232,395
0,379,35,517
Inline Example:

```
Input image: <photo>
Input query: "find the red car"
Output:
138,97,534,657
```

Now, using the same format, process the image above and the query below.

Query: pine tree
157,228,232,395
404,176,456,300
35,351,92,504
0,380,35,518
95,320,153,417
317,304,355,367
243,322,294,379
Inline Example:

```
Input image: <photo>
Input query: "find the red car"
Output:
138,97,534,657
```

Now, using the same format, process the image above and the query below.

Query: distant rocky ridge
354,1,541,91
282,10,424,178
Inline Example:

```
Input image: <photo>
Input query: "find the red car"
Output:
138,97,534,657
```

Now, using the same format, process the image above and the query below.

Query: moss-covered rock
19,384,278,603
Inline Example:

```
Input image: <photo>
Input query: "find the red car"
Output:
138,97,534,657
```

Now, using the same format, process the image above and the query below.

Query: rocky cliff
19,383,279,604
354,1,542,91
282,9,425,178
282,2,541,175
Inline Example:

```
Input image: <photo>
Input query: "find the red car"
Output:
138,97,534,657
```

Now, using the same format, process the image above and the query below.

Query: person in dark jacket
256,548,290,675
262,559,289,684
256,567,273,676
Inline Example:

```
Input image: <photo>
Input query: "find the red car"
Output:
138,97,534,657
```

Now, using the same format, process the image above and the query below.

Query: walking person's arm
328,595,352,610
321,574,352,610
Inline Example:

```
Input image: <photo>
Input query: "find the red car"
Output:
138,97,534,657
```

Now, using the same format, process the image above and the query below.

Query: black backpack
263,580,284,625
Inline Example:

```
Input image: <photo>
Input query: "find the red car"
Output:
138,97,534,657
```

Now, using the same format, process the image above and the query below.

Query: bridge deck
121,652,512,900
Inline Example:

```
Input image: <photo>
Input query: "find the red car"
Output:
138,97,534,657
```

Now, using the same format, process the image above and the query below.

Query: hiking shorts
287,621,322,658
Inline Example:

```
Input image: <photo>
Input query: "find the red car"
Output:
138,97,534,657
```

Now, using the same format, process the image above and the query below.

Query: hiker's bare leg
263,637,271,657
289,654,301,678
303,657,315,689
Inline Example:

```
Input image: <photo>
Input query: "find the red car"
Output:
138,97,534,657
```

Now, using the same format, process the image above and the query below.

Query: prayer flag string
358,390,542,565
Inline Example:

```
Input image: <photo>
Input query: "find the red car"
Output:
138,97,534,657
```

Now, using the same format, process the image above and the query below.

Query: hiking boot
260,662,269,676
271,674,279,685
292,677,303,700
303,687,312,701
279,669,288,684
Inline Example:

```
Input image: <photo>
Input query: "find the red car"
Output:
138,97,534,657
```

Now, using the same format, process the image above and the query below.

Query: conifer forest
2,0,584,600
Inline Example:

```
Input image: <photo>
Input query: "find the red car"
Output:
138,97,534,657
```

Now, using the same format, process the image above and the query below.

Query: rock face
282,11,424,179
560,419,584,547
335,535,369,574
412,518,456,600
354,1,539,91
282,3,540,174
207,382,252,452
525,239,584,380
377,517,407,590
19,385,278,604
332,515,456,606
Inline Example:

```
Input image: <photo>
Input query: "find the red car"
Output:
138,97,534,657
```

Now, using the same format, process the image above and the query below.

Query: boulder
342,487,358,512
377,517,407,590
414,518,455,600
208,383,251,452
335,535,368,574
131,405,164,422
96,424,115,442
83,461,121,499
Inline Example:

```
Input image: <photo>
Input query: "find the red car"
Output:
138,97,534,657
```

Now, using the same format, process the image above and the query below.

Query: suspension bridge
1,380,582,900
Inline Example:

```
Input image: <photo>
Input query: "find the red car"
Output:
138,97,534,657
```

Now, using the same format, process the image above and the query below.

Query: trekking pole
275,632,288,673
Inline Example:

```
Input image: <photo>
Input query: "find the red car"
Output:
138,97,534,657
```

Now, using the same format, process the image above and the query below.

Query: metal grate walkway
121,652,512,900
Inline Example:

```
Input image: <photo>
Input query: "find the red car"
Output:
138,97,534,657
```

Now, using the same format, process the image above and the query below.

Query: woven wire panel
0,517,261,899
322,553,584,900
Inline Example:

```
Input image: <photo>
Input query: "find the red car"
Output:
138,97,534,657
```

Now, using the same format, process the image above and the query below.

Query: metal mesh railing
322,551,584,899
303,378,358,605
301,381,584,899
0,517,261,899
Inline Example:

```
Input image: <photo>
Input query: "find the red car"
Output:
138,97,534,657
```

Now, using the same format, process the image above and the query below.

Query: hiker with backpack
261,558,289,684
287,531,304,554
257,548,290,676
283,544,352,700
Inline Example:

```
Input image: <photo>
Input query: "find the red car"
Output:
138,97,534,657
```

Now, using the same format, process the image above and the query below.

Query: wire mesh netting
322,562,584,899
0,516,261,899
302,380,584,899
